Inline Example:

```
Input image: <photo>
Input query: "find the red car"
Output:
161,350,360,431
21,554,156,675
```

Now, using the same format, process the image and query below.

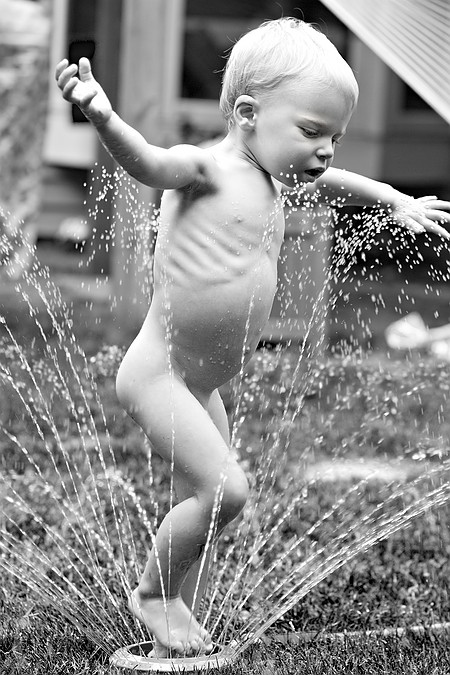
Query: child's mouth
305,168,325,179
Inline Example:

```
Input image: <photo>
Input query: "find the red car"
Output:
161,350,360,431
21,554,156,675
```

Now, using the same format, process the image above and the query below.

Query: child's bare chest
155,176,285,288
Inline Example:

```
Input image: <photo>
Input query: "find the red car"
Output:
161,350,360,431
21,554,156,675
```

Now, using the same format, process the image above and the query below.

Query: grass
2,608,450,674
1,255,450,673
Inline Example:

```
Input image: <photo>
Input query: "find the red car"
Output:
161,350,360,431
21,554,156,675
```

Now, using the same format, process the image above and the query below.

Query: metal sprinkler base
110,641,236,672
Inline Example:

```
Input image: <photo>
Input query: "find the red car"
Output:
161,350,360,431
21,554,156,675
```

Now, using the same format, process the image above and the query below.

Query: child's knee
218,466,249,523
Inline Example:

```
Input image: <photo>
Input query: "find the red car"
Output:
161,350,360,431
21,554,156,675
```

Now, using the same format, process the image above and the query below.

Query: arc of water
0,494,126,651
212,465,368,641
0,247,151,646
233,465,450,656
9,291,135,567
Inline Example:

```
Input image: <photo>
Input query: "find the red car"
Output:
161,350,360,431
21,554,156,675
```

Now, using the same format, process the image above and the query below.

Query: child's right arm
55,58,209,190
310,167,450,240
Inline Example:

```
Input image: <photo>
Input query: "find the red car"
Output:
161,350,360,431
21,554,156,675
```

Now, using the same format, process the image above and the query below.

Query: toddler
55,18,450,658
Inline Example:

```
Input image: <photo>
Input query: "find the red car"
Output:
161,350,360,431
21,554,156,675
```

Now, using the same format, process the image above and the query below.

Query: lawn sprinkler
110,641,237,672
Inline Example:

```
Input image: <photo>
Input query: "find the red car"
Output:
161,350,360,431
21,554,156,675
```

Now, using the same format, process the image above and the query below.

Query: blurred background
1,0,450,346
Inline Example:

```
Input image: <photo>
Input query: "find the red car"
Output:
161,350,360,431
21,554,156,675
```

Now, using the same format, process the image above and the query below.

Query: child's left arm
311,167,450,240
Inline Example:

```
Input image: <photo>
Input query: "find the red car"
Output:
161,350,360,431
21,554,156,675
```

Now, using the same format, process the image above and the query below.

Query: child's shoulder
166,139,240,194
165,142,219,193
167,137,273,199
167,142,214,171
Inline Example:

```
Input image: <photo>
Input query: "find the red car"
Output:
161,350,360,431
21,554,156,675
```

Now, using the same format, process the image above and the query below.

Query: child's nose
316,140,334,160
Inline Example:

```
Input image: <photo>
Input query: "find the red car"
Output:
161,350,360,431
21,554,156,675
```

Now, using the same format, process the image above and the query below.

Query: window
182,0,349,101
67,0,98,122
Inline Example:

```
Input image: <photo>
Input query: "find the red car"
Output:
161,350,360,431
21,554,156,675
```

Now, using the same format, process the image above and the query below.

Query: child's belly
146,259,277,391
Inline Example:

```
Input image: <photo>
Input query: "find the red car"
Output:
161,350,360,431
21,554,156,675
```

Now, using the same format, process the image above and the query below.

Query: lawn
1,244,450,674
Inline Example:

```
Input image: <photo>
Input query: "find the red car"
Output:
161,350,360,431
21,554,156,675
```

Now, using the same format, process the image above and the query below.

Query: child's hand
55,57,112,127
391,195,450,240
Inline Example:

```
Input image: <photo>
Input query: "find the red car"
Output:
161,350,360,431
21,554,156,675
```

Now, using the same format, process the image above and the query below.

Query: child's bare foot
129,589,213,658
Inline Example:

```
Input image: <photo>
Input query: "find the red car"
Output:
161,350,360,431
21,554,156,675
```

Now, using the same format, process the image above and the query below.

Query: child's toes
199,630,213,651
189,639,201,654
198,626,210,641
169,640,186,656
197,641,213,654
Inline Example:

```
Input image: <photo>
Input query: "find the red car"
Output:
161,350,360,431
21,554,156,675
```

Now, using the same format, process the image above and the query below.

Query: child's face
248,77,354,187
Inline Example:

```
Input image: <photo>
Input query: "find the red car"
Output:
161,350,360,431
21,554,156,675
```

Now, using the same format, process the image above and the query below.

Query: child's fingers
78,57,94,82
57,63,78,90
428,224,450,240
61,76,80,100
415,195,450,210
421,218,450,240
395,197,450,240
62,77,97,109
424,209,450,223
55,58,69,79
425,201,450,213
416,195,438,203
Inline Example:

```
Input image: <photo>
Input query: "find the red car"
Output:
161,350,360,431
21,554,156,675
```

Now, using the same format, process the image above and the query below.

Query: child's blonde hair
220,17,359,128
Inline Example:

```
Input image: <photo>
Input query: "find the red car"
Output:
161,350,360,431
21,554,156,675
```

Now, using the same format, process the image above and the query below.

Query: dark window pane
183,0,349,100
402,83,433,112
66,0,98,123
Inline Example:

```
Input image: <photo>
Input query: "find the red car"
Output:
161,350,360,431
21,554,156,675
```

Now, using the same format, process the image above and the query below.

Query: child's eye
301,127,319,138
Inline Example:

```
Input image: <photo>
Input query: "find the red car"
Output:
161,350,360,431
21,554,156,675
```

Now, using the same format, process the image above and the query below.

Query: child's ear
234,95,258,130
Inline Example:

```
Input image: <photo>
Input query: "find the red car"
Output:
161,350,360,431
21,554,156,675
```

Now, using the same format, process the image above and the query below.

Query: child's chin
276,173,295,186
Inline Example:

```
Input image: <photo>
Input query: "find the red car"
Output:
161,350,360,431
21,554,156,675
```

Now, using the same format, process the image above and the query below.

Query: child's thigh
131,374,234,491
174,389,230,502
207,389,230,446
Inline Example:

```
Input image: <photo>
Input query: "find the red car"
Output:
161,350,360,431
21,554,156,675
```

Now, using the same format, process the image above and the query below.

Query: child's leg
206,389,231,446
178,389,231,615
119,374,248,656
